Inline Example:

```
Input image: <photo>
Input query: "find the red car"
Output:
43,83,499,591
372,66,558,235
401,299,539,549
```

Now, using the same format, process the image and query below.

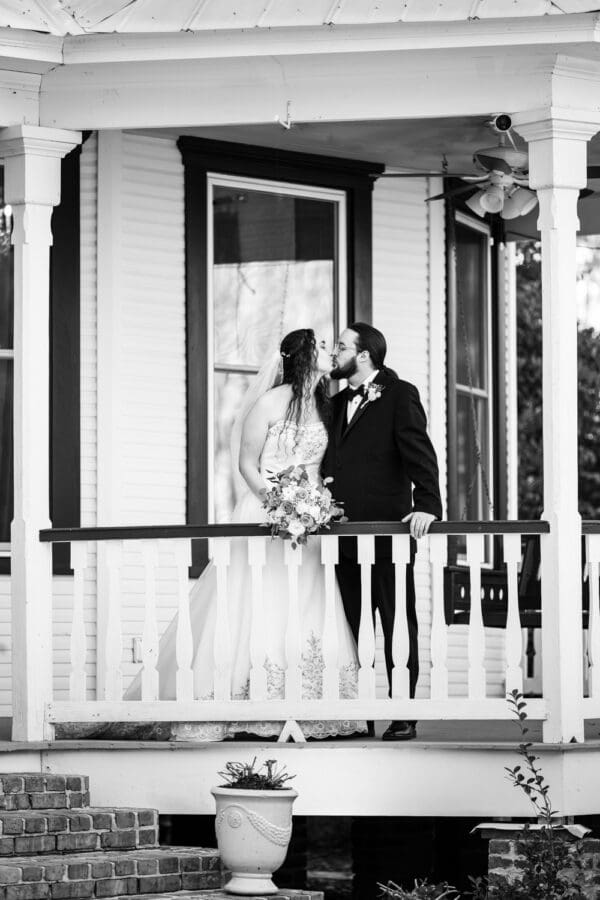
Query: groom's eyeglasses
333,342,355,353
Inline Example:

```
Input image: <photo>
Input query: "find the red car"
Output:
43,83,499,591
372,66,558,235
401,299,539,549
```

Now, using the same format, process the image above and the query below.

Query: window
447,212,494,555
208,175,345,522
0,167,13,559
179,137,382,572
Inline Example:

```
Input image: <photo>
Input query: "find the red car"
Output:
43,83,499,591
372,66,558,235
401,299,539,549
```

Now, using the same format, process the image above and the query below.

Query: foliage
218,757,295,791
378,880,459,899
516,241,600,518
468,691,587,900
377,693,588,899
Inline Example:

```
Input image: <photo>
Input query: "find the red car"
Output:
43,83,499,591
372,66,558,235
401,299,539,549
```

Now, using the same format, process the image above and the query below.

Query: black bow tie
349,384,369,400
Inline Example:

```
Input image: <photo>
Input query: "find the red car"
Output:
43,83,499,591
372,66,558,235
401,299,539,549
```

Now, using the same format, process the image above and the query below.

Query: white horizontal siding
109,132,186,690
52,131,187,702
372,177,434,697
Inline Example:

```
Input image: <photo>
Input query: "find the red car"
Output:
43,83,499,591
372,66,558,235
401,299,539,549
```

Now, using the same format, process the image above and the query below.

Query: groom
323,322,442,741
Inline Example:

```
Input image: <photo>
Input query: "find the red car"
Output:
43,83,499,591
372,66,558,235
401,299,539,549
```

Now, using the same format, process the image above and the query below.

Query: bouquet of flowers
261,465,347,547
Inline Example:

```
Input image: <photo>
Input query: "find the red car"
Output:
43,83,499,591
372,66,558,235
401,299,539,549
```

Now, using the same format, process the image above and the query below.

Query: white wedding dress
128,417,366,741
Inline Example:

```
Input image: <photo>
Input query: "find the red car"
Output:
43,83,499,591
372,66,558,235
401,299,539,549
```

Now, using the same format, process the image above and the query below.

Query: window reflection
211,182,339,522
455,223,487,390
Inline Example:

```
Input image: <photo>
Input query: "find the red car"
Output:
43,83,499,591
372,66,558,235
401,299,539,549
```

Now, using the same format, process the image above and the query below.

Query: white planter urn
211,785,298,895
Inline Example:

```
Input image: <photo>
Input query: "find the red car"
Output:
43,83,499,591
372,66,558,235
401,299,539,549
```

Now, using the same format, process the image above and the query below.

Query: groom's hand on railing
402,511,436,540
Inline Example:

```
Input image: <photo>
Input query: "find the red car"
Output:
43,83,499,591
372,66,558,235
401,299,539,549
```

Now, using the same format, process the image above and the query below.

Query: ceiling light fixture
500,187,538,220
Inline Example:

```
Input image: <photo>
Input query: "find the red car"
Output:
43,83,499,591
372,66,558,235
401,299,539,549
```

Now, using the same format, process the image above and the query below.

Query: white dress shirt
346,370,379,423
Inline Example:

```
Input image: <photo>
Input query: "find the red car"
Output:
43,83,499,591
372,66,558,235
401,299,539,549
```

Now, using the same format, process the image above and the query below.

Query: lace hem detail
170,718,367,742
170,632,366,742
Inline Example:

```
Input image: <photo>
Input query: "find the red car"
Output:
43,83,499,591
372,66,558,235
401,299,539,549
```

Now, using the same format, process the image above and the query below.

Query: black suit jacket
322,369,443,523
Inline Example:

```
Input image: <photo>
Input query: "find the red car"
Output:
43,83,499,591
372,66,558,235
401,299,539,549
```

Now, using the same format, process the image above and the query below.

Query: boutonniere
361,384,385,406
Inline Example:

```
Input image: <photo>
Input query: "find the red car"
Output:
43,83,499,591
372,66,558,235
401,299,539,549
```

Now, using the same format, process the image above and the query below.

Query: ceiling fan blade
376,172,476,178
426,184,480,202
475,154,513,175
580,188,596,200
377,172,443,177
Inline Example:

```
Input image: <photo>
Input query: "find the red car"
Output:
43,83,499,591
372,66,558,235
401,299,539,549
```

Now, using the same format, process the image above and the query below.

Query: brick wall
488,835,600,897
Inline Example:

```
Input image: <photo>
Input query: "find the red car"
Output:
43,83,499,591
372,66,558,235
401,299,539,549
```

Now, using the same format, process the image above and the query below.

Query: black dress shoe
381,720,417,741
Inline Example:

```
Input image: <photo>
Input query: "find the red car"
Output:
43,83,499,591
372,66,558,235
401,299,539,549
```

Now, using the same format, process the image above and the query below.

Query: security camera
490,114,512,133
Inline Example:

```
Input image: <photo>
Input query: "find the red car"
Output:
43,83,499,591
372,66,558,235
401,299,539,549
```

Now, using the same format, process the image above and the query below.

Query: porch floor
2,718,600,748
3,721,600,816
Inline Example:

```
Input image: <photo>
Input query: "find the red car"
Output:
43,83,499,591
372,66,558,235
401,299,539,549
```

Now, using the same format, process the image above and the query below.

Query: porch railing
38,521,551,737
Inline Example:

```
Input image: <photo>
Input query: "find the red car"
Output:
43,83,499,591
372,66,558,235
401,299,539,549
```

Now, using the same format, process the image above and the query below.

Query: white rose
287,520,305,536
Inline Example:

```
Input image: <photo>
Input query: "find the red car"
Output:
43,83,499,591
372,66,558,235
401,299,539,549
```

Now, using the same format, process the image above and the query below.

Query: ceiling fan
378,115,599,220
427,131,538,220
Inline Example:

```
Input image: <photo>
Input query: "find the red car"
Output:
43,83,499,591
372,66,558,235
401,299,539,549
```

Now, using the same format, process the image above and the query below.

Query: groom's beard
330,356,358,381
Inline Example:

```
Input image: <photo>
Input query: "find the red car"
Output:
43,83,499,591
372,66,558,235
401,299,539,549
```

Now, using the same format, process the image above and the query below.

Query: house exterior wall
95,131,187,693
0,130,513,713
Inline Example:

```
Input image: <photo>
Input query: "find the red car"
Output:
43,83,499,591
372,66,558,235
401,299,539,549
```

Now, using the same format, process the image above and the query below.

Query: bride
128,327,366,741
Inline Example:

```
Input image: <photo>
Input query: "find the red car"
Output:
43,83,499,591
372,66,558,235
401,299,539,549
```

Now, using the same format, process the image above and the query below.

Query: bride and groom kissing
131,322,442,743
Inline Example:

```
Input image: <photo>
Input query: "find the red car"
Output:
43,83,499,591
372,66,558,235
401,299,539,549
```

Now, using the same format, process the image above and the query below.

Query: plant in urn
211,758,298,895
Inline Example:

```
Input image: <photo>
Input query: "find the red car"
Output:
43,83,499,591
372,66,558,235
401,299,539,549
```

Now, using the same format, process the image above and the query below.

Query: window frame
178,136,382,574
446,207,500,567
206,172,347,522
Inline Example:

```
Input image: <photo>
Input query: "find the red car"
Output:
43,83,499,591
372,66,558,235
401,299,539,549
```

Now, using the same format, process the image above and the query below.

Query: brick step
0,808,158,857
0,778,90,812
113,891,323,899
0,847,221,899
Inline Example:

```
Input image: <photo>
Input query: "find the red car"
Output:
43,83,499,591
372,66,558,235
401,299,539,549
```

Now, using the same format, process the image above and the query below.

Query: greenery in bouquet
262,464,347,547
218,758,295,791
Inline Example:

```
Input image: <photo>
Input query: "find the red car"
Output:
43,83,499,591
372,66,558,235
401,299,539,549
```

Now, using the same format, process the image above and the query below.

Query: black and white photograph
1,1,600,897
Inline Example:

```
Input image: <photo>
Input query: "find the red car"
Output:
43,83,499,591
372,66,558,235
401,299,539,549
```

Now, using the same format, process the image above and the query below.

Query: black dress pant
336,536,418,698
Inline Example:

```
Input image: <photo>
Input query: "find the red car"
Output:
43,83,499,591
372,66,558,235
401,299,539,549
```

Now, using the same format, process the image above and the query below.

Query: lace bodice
260,419,328,484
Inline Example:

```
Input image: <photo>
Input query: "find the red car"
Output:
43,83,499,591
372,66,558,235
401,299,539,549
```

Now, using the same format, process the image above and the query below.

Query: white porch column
0,125,81,741
514,110,600,743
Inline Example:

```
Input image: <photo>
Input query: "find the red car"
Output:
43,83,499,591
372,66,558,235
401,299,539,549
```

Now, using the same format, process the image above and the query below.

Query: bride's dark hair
280,328,329,427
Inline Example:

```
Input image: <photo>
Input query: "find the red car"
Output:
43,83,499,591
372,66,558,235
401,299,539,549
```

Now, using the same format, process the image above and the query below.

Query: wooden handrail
582,521,600,534
39,520,550,543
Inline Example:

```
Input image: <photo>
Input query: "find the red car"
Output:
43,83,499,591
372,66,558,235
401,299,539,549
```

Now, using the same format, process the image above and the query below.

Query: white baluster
140,540,160,701
503,533,523,695
174,539,194,701
103,541,123,701
429,533,448,699
321,535,341,701
357,535,376,699
248,537,268,700
391,534,411,698
586,534,600,700
284,542,303,701
212,538,232,702
69,542,88,702
467,533,486,700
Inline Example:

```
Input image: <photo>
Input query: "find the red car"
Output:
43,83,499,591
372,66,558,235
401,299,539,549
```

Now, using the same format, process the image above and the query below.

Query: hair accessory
280,351,291,359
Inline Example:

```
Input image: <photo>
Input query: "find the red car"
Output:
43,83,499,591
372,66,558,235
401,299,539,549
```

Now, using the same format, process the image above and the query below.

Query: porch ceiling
144,115,600,237
3,0,600,36
147,114,600,178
